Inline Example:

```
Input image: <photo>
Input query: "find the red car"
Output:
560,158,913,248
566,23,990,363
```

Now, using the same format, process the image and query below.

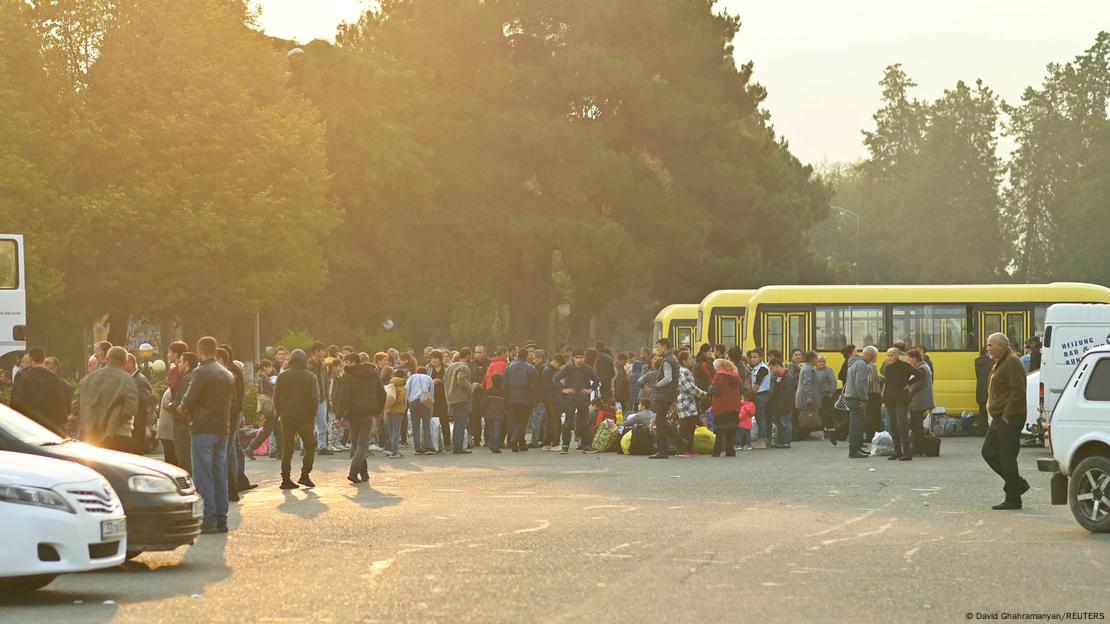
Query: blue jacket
504,360,537,405
628,360,644,406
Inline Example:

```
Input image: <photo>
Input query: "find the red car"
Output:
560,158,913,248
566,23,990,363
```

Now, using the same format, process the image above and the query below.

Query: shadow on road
276,489,329,519
342,482,403,509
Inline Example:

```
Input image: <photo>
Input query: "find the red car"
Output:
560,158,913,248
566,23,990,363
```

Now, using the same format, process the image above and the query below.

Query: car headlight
128,475,177,493
0,484,75,513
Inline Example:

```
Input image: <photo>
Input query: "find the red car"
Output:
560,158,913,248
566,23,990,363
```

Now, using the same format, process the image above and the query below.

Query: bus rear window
0,239,17,289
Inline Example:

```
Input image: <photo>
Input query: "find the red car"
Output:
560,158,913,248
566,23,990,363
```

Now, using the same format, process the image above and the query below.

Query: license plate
191,499,204,519
101,518,127,541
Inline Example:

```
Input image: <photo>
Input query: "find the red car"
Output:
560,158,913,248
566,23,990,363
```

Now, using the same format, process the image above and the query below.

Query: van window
0,239,17,289
1084,359,1110,402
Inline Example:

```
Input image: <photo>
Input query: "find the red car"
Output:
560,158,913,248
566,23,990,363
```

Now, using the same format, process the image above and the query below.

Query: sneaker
648,452,669,459
679,451,697,458
400,442,412,448
318,449,334,456
491,447,502,453
453,449,473,455
560,447,569,455
216,523,228,533
369,444,382,452
347,475,362,484
742,445,752,451
582,448,599,454
279,479,299,490
297,475,316,488
200,524,219,534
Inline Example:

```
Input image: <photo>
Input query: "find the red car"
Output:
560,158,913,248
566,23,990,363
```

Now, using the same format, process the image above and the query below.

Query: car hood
44,441,189,480
0,450,105,489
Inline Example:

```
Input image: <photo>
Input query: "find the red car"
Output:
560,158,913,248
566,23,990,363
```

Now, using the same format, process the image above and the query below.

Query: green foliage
274,329,316,354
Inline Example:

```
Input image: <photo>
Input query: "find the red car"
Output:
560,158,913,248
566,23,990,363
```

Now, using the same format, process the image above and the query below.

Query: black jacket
974,355,992,405
594,351,616,392
335,364,386,422
11,367,67,434
274,364,320,424
227,363,245,428
180,359,235,435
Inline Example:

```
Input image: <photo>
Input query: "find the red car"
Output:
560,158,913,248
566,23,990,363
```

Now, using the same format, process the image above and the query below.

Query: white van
1039,304,1110,418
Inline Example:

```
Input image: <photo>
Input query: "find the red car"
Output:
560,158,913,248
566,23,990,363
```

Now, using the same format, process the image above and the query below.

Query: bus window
1033,304,1048,338
0,239,17,289
696,310,703,343
652,321,662,345
788,313,808,354
815,306,883,351
892,305,966,351
765,314,785,354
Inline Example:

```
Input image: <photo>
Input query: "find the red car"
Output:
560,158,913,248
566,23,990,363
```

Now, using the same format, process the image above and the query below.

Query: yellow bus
695,289,755,351
739,282,1110,412
652,304,698,350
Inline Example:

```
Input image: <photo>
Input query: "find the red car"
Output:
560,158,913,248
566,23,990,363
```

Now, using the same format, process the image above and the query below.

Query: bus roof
745,283,1110,306
654,304,698,324
698,289,757,310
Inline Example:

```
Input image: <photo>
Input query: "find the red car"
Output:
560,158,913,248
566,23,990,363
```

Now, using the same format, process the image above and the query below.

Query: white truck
1037,344,1110,532
0,234,27,372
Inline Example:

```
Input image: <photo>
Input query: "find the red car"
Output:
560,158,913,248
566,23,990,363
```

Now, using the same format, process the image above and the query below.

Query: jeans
385,412,404,455
846,397,866,451
561,397,590,448
652,400,675,455
529,403,546,443
280,419,316,479
486,412,503,451
679,417,697,453
449,402,470,452
191,433,228,528
470,393,484,445
775,410,793,446
349,417,371,479
315,401,328,450
173,418,192,473
737,428,751,448
754,391,770,442
409,402,434,451
982,414,1029,499
509,403,532,450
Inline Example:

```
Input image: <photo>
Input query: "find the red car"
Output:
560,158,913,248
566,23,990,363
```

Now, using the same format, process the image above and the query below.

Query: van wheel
1069,455,1110,533
0,574,57,592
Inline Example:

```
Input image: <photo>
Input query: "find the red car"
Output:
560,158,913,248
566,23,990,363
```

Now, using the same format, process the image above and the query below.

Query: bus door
979,308,1028,352
715,314,745,349
672,322,695,350
762,310,810,356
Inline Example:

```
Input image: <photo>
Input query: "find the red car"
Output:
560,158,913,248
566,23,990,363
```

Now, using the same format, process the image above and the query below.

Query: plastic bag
430,419,444,452
693,426,716,454
870,431,894,456
620,430,633,455
593,419,619,452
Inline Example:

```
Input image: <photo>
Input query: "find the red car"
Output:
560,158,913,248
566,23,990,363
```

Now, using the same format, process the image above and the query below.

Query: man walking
982,332,1031,510
649,339,680,459
842,346,875,458
72,346,138,452
469,345,489,448
444,348,475,454
180,337,235,533
11,347,66,435
335,352,386,481
274,349,320,489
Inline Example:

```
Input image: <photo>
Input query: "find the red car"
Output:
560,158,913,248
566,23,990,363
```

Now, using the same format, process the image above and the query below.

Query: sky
253,0,1110,166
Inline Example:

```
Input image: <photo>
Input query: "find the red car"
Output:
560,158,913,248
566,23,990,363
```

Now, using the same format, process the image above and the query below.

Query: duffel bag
593,419,619,452
693,426,716,454
924,432,941,457
629,424,654,455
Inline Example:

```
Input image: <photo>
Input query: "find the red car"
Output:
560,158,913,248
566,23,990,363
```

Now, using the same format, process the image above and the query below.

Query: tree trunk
106,310,129,348
507,244,554,345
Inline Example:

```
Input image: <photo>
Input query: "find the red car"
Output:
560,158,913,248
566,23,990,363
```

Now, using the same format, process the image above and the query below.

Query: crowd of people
3,327,1034,532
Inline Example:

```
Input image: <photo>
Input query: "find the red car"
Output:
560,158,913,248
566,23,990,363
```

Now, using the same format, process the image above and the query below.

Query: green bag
593,419,619,452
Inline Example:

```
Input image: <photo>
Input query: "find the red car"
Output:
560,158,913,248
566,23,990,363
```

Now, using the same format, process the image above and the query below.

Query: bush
274,329,317,354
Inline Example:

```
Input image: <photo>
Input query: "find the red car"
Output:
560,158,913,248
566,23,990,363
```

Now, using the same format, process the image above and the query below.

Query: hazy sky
253,0,1110,165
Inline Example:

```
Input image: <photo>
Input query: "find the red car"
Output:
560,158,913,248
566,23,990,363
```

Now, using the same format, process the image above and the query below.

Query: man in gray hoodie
843,346,876,458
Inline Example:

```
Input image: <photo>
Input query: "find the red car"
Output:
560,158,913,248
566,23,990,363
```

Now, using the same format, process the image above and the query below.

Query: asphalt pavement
2,436,1108,623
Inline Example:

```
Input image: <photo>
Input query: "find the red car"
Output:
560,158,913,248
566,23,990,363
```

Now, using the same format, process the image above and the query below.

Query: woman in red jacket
710,359,743,457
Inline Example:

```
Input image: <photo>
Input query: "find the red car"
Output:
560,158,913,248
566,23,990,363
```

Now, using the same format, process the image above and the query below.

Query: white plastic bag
871,431,894,456
430,419,444,452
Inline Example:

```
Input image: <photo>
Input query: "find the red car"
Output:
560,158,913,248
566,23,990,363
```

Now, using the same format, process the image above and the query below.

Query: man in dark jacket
468,345,489,448
11,347,66,435
307,341,330,453
982,333,1030,510
336,353,386,483
274,349,320,490
540,355,564,449
593,343,616,400
769,360,797,449
504,351,537,452
180,337,234,533
648,339,680,459
554,350,601,454
72,346,138,452
124,353,154,454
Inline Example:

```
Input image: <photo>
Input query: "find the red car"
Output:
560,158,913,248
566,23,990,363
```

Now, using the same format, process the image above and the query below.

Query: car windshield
0,405,65,445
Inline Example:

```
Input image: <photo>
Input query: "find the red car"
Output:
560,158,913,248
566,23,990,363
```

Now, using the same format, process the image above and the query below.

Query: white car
0,450,127,591
1038,344,1110,532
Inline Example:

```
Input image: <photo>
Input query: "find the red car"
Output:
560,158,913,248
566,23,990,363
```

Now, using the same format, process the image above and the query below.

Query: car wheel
0,574,57,592
1069,455,1110,533
125,550,144,561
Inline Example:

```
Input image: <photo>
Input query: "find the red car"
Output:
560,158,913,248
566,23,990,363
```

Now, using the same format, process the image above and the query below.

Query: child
482,374,508,453
738,387,756,451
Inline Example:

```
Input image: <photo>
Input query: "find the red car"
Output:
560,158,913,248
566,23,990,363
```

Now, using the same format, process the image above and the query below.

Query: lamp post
830,205,861,284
